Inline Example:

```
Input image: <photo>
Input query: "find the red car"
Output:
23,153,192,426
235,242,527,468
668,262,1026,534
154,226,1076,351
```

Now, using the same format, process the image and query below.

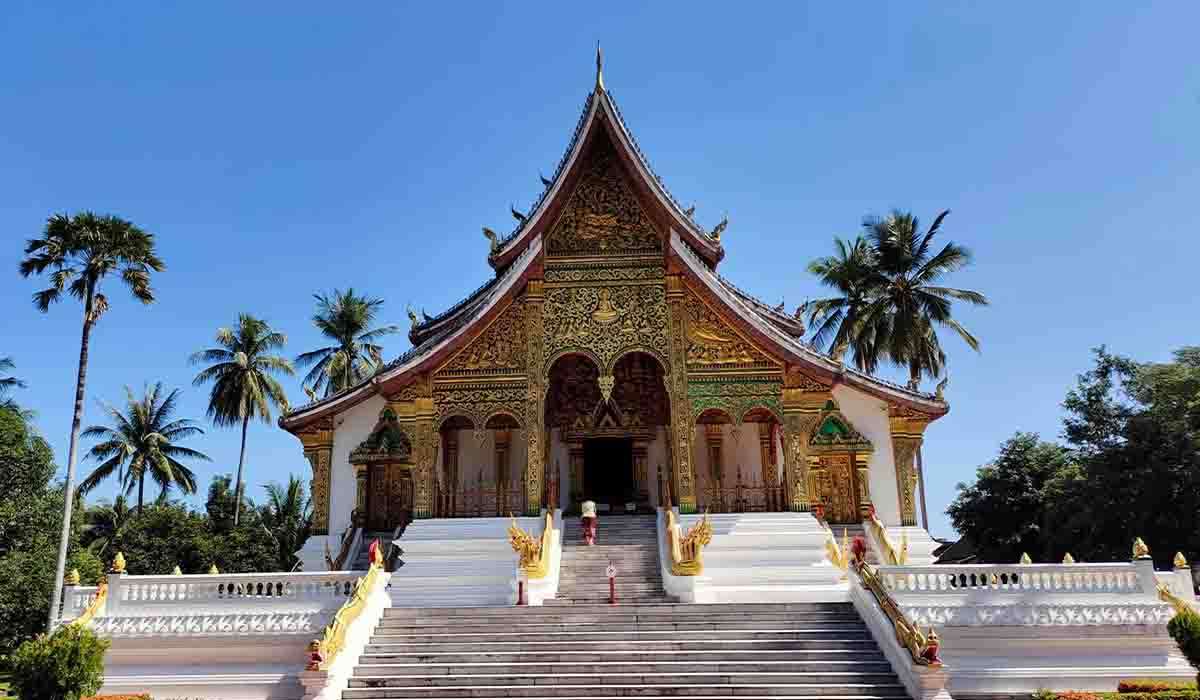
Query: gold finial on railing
666,510,713,576
308,538,386,671
111,552,127,574
208,564,220,575
65,568,80,586
1062,553,1076,564
172,565,183,575
1019,552,1032,565
507,513,551,579
1133,537,1150,560
1174,552,1189,570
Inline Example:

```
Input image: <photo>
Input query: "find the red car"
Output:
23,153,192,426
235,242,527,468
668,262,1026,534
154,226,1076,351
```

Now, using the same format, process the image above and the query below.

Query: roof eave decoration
348,407,413,465
809,399,873,454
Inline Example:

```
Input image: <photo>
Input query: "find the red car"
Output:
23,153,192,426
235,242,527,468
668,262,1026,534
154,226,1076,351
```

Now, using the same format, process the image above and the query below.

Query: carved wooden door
367,464,413,531
826,454,859,523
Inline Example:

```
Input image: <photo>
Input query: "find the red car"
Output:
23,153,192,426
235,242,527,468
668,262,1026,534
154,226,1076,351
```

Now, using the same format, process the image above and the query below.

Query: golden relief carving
390,374,432,402
543,284,669,372
434,384,526,436
523,284,546,515
546,138,661,257
439,303,526,375
683,290,776,368
545,264,662,285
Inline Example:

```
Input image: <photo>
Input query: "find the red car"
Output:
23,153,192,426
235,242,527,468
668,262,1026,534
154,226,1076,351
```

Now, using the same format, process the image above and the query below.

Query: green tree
0,355,26,412
806,211,988,389
77,383,210,513
260,476,312,571
9,623,110,700
190,314,294,526
946,432,1074,562
18,211,165,628
295,288,400,398
80,495,132,557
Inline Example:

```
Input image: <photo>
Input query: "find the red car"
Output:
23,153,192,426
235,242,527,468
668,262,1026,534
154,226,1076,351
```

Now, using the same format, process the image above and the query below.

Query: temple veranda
56,58,1199,700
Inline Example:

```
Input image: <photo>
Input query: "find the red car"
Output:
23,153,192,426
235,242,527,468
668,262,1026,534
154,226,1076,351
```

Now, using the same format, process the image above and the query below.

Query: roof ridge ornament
595,41,605,92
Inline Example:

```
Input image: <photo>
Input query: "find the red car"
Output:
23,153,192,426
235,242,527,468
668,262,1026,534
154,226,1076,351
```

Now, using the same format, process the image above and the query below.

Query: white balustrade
880,563,1144,596
61,585,101,621
107,571,360,616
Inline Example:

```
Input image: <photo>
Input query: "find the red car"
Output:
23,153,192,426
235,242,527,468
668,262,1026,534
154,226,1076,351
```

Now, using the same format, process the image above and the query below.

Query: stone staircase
552,514,668,604
342,602,907,699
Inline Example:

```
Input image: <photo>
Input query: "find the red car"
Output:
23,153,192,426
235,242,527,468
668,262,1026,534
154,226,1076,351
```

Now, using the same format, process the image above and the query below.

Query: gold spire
595,42,605,92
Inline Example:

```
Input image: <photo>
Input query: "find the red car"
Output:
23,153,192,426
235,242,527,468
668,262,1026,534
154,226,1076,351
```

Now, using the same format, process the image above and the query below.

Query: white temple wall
329,394,386,539
692,424,769,491
831,383,901,526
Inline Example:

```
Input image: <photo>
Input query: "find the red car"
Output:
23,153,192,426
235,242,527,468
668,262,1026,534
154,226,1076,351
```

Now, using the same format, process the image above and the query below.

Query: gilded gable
546,139,661,257
437,302,526,378
684,289,779,370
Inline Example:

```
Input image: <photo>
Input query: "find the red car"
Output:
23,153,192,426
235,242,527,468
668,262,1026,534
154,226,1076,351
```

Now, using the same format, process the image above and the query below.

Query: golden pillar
298,421,334,535
443,429,459,516
665,274,697,513
757,421,778,511
781,379,830,512
523,280,546,516
889,407,930,527
353,464,368,527
494,428,511,515
412,397,436,519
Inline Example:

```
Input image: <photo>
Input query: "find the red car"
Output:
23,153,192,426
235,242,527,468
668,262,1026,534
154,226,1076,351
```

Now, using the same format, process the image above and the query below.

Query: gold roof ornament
1062,553,1076,564
208,564,220,575
111,551,127,574
65,568,80,586
1174,552,1189,570
1133,537,1150,560
595,41,605,92
172,565,183,576
1018,552,1032,565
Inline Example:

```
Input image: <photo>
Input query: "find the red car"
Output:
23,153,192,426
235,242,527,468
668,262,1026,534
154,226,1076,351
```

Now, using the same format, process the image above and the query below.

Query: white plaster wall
329,394,387,539
693,424,769,492
831,383,900,526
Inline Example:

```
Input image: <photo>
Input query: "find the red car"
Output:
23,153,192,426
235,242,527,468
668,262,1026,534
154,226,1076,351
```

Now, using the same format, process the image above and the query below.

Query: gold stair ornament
853,559,941,666
666,510,713,576
1062,553,1076,564
70,580,109,628
308,538,386,672
65,568,80,586
507,512,552,579
111,551,127,574
824,527,851,578
1174,552,1189,570
172,565,183,575
1133,537,1150,559
865,512,908,565
1019,552,1032,565
208,564,220,575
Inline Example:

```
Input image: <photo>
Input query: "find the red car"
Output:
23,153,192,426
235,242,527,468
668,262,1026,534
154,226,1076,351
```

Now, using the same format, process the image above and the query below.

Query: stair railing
665,510,713,576
325,524,361,571
306,539,387,671
865,511,908,565
853,557,941,666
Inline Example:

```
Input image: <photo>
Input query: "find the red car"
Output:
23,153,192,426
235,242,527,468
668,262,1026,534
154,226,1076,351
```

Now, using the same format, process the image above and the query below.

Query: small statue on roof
511,204,527,223
540,172,552,187
683,204,696,218
482,227,500,254
710,216,728,242
407,305,419,329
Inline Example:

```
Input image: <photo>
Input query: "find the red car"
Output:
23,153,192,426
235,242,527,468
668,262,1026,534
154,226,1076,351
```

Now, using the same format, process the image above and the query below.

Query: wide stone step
348,672,902,688
364,638,880,654
358,647,882,665
367,627,871,642
378,614,862,629
352,661,894,677
383,603,853,618
342,682,908,698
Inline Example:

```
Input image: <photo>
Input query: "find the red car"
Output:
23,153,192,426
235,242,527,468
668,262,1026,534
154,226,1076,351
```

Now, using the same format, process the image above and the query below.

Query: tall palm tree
260,476,311,571
191,314,294,526
19,211,164,630
858,210,989,388
804,237,880,365
295,289,400,398
83,495,132,557
78,383,210,513
0,355,26,412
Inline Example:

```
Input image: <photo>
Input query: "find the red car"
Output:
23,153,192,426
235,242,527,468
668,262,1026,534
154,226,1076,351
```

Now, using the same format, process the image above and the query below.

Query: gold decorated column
524,280,546,516
353,465,368,527
665,275,698,513
298,420,334,535
889,407,930,527
412,396,436,519
781,373,831,513
757,421,778,511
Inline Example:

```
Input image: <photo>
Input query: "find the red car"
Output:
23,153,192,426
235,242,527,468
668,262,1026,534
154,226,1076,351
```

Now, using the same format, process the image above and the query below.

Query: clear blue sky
2,3,1196,538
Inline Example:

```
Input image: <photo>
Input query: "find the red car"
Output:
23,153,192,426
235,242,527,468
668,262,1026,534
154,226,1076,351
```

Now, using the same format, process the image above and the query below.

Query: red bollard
517,579,526,606
606,563,616,605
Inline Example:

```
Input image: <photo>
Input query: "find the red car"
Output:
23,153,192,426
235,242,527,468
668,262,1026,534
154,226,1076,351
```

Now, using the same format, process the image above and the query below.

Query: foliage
0,356,26,413
295,288,400,398
1035,693,1200,700
1168,609,1200,678
1120,681,1199,693
9,624,109,700
946,433,1073,563
81,496,132,557
805,210,988,388
78,383,209,513
190,314,294,526
948,346,1200,566
258,476,312,571
0,407,57,557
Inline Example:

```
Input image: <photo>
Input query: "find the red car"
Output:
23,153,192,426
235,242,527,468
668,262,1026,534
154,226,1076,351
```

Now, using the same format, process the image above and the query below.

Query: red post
517,580,526,606
606,562,616,605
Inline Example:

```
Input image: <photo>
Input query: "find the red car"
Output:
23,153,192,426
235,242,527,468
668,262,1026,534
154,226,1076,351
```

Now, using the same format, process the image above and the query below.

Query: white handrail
880,562,1144,596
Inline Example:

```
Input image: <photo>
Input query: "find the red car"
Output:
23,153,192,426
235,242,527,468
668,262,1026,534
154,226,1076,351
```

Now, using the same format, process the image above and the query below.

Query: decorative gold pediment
437,302,526,378
349,408,413,465
809,400,872,454
684,290,778,369
546,139,661,257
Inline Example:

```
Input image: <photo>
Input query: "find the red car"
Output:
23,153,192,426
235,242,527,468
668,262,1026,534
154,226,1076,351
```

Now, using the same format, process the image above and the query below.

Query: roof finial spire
595,41,605,92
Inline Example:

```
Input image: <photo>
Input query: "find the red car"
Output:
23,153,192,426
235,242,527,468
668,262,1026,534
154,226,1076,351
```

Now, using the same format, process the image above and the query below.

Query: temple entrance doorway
583,438,634,514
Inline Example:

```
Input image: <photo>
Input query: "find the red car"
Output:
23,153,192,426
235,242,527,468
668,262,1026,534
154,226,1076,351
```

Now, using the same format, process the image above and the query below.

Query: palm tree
78,383,210,513
858,210,989,388
0,356,26,412
804,237,880,365
260,476,312,571
82,495,132,556
19,211,164,629
191,314,294,526
295,289,400,398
